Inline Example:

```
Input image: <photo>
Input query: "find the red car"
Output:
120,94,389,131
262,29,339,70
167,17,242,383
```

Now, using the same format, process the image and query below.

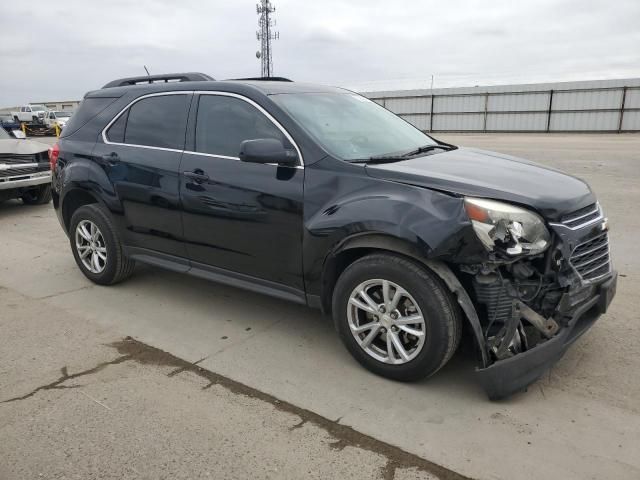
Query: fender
302,160,487,297
421,259,489,367
60,158,120,209
56,157,121,232
322,233,489,367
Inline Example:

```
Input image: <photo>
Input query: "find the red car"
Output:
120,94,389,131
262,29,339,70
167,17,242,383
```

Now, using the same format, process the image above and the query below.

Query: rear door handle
183,169,209,183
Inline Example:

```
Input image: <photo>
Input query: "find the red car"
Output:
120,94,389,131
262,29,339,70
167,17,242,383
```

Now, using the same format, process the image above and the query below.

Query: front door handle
184,169,209,183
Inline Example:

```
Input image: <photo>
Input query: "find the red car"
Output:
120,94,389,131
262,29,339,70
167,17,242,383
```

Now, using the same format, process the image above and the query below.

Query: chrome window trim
180,150,303,170
101,91,189,153
190,90,304,167
100,90,304,168
182,151,240,161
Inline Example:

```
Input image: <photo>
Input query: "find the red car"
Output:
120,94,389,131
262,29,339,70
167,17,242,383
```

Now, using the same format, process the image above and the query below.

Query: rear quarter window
123,95,189,150
105,94,190,150
60,97,118,138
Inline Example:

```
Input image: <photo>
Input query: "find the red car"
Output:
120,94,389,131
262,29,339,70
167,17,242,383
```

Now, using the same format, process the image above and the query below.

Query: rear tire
332,253,462,382
69,204,135,285
21,184,52,205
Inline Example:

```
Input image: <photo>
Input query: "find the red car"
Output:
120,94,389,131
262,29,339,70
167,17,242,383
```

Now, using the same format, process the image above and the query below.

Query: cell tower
256,0,279,77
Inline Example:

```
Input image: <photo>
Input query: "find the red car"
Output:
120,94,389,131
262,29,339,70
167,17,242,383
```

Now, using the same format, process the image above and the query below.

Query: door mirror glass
239,138,297,165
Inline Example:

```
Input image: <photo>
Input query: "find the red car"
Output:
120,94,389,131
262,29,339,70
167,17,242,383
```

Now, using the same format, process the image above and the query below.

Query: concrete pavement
1,134,639,479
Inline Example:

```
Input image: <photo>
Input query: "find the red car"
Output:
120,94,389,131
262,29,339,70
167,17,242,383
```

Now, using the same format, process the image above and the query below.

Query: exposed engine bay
460,198,613,366
464,260,564,362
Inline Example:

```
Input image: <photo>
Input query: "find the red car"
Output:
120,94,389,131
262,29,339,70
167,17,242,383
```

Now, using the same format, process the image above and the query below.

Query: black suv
51,73,617,399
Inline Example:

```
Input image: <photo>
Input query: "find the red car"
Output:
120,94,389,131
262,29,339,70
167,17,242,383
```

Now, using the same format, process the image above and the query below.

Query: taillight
48,143,60,170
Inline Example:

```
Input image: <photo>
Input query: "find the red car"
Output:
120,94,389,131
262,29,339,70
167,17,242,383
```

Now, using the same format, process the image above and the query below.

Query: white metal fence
362,78,640,133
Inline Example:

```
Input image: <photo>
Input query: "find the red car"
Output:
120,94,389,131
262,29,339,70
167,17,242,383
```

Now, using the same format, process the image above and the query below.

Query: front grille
560,203,601,229
0,164,50,179
570,231,611,281
0,153,42,165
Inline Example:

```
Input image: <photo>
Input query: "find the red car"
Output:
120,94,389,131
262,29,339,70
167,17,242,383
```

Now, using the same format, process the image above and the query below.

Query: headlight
464,197,550,256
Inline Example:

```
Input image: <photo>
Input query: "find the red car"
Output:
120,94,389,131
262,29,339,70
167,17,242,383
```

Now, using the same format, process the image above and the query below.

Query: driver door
180,93,305,294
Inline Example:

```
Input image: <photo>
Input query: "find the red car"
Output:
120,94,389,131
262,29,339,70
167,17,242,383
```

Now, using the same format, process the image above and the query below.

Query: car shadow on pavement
107,263,487,402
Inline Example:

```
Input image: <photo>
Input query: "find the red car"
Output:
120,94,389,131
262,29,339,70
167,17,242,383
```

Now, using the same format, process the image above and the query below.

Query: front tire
21,184,52,205
332,253,461,382
69,204,135,285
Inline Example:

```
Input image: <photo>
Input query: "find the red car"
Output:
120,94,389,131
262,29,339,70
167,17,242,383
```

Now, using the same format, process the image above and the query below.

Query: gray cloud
0,0,638,105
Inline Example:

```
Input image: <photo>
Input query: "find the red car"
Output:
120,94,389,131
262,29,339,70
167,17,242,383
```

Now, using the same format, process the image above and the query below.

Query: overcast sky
1,0,639,106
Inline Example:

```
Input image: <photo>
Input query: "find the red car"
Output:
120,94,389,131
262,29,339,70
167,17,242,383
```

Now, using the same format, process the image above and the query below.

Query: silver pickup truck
0,127,52,205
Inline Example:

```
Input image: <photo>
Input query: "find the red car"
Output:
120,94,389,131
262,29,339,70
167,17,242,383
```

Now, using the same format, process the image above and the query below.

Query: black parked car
51,73,617,399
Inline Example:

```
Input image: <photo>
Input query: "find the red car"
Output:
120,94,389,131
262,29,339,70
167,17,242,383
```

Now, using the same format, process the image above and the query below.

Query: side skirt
125,247,307,306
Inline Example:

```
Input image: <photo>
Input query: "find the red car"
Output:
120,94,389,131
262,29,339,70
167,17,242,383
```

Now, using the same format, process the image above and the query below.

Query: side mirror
239,138,297,166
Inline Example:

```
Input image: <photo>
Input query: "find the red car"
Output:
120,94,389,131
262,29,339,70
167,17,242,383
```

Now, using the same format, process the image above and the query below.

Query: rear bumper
476,272,617,400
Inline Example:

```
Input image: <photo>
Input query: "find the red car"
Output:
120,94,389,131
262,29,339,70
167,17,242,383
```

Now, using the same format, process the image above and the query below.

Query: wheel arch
321,234,489,367
61,188,102,232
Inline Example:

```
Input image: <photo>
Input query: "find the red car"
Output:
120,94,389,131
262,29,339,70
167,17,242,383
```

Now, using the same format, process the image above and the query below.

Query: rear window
106,94,190,150
60,97,118,138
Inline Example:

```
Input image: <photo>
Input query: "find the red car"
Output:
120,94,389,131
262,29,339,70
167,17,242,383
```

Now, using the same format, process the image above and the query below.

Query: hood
0,138,50,155
365,147,595,220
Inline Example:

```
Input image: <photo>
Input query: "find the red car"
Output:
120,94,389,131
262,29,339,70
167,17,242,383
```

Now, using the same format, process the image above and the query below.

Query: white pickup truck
0,127,52,205
43,110,73,129
10,105,47,124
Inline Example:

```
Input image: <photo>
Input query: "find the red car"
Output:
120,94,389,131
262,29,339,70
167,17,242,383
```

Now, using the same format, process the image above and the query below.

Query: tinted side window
61,97,119,138
195,95,285,157
106,110,128,143
124,95,190,149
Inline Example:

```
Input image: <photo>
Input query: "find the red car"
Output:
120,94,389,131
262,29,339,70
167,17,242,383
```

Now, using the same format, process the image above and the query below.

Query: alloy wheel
75,220,107,274
347,279,426,364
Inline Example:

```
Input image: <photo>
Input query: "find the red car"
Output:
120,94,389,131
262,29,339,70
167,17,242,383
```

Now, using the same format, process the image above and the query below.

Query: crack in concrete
109,337,471,480
381,459,400,480
1,356,132,403
167,356,209,377
288,419,307,431
37,285,94,300
1,337,471,480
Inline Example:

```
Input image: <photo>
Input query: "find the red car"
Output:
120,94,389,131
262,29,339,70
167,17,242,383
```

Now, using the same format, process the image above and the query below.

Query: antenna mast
256,0,279,77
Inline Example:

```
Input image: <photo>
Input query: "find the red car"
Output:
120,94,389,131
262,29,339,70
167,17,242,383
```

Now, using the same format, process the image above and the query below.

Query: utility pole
256,0,279,77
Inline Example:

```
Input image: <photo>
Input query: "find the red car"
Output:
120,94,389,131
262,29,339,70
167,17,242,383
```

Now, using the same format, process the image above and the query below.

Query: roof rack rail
230,77,293,82
102,72,214,89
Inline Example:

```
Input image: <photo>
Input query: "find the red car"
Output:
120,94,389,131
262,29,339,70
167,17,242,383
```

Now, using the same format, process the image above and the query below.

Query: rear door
180,93,305,291
92,92,192,259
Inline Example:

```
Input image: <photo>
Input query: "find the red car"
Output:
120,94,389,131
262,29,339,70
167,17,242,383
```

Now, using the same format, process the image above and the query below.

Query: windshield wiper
351,144,455,164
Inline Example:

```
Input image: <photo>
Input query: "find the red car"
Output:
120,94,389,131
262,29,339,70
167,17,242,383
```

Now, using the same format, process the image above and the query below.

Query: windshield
271,92,437,161
55,111,71,117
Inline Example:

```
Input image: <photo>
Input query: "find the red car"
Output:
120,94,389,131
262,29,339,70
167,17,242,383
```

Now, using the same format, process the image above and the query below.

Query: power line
256,0,279,77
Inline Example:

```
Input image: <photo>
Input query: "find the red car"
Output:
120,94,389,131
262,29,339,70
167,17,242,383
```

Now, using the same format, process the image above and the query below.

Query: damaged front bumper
476,271,617,400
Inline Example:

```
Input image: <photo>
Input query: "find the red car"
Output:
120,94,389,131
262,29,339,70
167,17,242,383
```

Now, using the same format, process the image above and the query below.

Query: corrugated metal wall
363,78,640,133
